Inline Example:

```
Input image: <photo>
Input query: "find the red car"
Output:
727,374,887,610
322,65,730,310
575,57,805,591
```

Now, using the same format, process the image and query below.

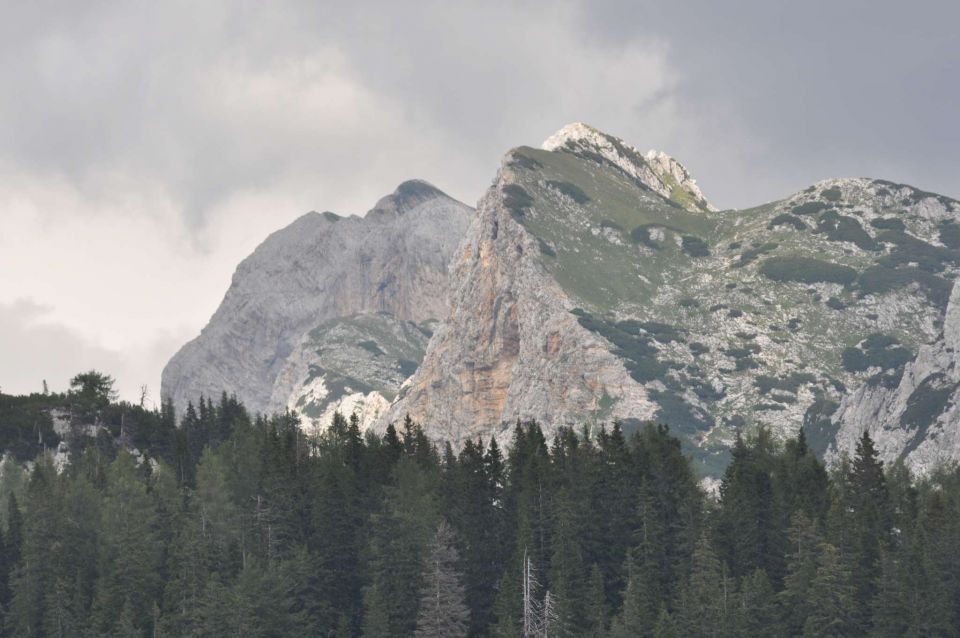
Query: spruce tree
736,568,779,637
6,457,62,638
159,516,209,637
90,450,161,636
546,489,586,636
715,431,783,581
592,422,633,603
362,582,392,638
847,430,890,629
111,598,140,638
802,543,857,637
652,605,680,638
364,457,439,636
779,513,821,635
0,492,23,611
583,564,608,638
676,535,729,638
608,550,655,638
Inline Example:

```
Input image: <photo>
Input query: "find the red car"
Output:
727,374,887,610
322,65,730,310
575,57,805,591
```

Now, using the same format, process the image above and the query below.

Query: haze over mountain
164,124,960,475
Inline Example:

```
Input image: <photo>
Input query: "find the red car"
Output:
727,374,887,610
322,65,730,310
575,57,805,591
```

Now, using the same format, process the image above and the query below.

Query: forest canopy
0,378,956,637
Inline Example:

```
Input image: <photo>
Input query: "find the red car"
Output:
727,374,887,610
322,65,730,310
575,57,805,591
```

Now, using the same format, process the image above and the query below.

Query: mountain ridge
163,124,960,475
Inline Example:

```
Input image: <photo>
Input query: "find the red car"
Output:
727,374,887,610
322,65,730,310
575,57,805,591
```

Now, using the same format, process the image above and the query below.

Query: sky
1,0,958,403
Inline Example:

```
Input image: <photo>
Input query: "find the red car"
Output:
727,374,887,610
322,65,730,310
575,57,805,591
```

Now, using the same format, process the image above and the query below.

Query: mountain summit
542,122,716,213
161,181,474,429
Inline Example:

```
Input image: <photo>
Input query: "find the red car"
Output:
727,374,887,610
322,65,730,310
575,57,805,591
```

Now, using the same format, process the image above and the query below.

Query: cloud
0,299,180,404
0,1,683,400
575,0,960,205
0,0,957,400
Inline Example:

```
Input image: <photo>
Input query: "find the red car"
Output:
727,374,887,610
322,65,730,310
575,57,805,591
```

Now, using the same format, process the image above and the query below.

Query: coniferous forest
0,374,959,637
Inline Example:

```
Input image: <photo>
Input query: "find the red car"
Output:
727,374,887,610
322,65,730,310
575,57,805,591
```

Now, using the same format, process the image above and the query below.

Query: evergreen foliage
0,381,955,636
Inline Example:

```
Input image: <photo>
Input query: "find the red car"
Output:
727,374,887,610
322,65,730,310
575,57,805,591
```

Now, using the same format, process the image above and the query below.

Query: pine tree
415,520,470,637
608,550,655,638
847,430,890,629
364,457,439,636
779,513,821,635
802,543,857,637
676,535,729,638
736,568,779,637
652,606,680,638
583,564,608,638
90,450,162,635
546,489,586,636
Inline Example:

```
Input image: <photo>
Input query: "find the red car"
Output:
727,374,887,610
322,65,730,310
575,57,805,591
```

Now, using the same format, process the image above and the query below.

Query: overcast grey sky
1,0,958,402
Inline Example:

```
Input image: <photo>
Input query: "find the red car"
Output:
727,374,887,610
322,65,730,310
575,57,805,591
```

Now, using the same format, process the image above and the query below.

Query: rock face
830,280,960,474
165,123,960,476
161,180,473,426
385,125,960,475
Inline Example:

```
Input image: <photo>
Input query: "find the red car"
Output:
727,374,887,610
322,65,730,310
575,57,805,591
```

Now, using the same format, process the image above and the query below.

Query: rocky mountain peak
161,182,473,421
541,122,715,213
366,179,456,218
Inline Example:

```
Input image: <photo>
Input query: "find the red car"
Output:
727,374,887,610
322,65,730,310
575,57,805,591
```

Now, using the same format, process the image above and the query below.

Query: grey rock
383,126,960,476
161,180,473,419
830,280,960,473
165,124,960,477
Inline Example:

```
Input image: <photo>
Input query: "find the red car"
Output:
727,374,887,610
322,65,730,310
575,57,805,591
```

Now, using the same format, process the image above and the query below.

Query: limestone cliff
161,180,473,422
385,127,960,475
830,279,960,473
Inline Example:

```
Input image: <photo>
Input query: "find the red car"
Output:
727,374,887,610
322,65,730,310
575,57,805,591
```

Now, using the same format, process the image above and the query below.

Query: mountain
830,281,960,473
160,180,474,431
164,123,960,476
385,124,960,475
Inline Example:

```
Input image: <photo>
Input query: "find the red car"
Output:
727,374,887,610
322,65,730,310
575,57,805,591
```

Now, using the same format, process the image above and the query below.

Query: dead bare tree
415,520,470,637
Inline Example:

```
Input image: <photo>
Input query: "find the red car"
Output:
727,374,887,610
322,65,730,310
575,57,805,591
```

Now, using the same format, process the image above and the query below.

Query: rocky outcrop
273,312,432,433
161,181,473,419
542,122,716,212
380,166,657,445
830,280,960,473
